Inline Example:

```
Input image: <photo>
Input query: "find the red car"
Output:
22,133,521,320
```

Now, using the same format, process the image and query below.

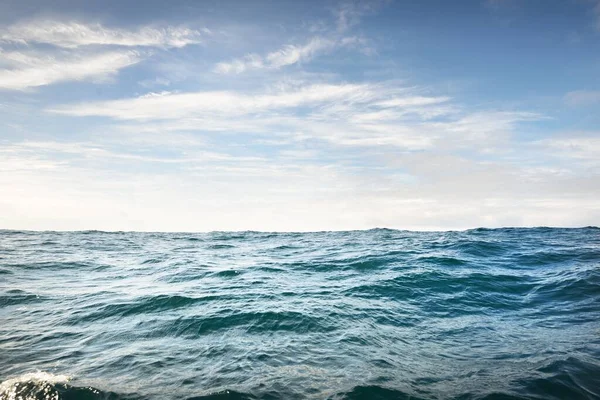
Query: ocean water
1,227,599,400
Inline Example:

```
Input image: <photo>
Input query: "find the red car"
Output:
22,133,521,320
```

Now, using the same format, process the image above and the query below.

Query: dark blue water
1,228,599,400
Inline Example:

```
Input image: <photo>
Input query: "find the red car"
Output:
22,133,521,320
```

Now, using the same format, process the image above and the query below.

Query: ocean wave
0,372,71,400
2,360,600,400
67,294,224,323
0,289,45,307
139,309,337,339
1,228,599,400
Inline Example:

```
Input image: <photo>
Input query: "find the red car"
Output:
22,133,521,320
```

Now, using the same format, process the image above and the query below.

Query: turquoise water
1,228,599,399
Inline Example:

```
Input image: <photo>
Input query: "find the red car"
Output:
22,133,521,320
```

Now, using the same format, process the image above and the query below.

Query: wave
141,309,337,339
0,289,45,307
2,228,600,400
0,372,72,400
3,373,599,400
67,294,225,324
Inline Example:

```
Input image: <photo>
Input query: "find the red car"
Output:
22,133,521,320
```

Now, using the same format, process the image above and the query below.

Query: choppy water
1,228,599,400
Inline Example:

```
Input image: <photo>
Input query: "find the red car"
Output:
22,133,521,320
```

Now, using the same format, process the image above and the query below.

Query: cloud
213,54,265,74
0,141,264,170
376,96,451,108
564,90,600,106
1,3,598,232
0,49,141,90
45,82,460,153
42,81,456,154
0,20,207,48
2,79,590,231
0,19,208,90
334,1,387,32
266,37,334,68
2,136,598,232
47,83,380,119
212,2,380,75
213,36,362,74
45,79,547,157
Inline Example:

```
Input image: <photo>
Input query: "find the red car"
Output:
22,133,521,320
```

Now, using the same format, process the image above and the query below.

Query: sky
0,0,599,232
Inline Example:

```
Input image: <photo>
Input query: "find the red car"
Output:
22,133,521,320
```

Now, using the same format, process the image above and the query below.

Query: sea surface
1,228,599,400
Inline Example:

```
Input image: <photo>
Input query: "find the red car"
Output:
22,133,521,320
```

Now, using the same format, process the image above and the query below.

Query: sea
1,227,599,400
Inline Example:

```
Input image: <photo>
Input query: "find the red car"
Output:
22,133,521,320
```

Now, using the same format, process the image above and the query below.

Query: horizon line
1,225,598,235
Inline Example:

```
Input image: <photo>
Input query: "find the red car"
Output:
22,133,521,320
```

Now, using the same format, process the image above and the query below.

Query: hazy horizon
1,225,599,235
1,0,599,231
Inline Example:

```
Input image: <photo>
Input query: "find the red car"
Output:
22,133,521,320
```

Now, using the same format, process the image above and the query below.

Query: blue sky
0,0,599,231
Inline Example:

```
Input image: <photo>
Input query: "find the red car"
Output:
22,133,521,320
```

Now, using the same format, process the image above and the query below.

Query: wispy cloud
0,49,141,90
47,83,380,119
45,80,545,157
1,1,598,231
334,1,388,32
3,132,596,232
0,20,207,48
0,140,263,169
41,81,456,154
375,96,451,108
212,2,376,76
214,36,364,74
0,19,209,90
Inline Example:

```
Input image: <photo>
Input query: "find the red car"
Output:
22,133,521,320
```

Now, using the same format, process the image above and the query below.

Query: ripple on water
1,228,599,400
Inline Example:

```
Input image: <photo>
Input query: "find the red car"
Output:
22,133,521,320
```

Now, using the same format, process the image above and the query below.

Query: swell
516,248,600,266
141,309,337,339
2,227,600,400
344,270,535,300
525,268,600,302
0,289,45,307
448,239,510,257
3,363,600,400
64,294,236,324
2,260,112,271
0,378,142,400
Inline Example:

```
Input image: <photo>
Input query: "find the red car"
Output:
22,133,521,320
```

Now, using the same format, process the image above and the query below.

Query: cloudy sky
0,0,599,232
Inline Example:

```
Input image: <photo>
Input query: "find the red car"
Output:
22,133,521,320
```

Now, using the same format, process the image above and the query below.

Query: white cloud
47,83,379,119
214,54,265,74
0,50,141,90
0,141,264,169
2,4,598,232
213,36,362,74
0,19,208,90
265,37,335,68
2,139,598,231
212,1,382,75
334,1,388,32
428,111,542,138
376,96,451,108
2,87,596,231
0,20,206,48
45,82,462,151
45,80,549,157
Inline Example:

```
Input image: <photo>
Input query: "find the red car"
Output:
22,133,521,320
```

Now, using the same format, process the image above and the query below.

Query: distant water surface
1,228,599,399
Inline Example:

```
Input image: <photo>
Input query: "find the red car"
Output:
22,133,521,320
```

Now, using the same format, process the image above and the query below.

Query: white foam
0,371,71,396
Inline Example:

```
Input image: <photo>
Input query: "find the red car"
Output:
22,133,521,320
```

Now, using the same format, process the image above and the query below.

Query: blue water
1,228,599,399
